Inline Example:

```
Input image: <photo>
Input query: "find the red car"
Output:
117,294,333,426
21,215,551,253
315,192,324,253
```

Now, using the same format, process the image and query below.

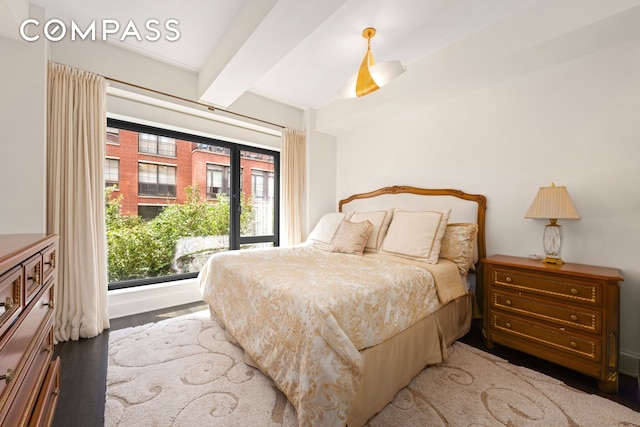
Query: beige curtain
47,62,110,342
281,128,306,245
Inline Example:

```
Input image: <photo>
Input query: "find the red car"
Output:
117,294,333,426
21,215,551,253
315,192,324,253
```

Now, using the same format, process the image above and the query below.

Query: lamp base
542,256,564,265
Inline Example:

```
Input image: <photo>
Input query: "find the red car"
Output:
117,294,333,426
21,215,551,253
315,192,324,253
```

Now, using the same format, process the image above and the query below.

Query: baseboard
619,350,640,379
108,278,202,319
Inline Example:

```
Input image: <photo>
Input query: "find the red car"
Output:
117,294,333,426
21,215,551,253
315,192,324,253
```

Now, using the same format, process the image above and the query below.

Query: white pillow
307,212,352,248
380,209,451,263
349,210,394,252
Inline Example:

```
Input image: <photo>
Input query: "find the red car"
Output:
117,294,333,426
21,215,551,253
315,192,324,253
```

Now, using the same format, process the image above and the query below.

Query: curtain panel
281,128,306,246
47,62,110,342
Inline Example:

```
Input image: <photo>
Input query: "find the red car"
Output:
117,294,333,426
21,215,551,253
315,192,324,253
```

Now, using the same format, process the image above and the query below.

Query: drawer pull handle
42,346,52,354
570,341,578,348
0,369,15,384
505,300,512,306
43,300,54,309
0,297,14,310
28,273,40,284
570,288,578,295
505,322,512,329
570,315,578,321
505,277,512,283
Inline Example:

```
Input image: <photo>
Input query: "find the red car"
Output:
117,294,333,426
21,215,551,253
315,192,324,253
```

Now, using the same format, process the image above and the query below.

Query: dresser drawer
29,356,60,427
491,268,601,307
24,254,43,305
491,289,601,334
0,280,54,406
491,313,601,363
1,266,23,338
41,245,56,283
8,322,54,427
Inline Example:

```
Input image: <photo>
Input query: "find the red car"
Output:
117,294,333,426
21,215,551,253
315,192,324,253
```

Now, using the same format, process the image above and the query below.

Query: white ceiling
23,0,542,110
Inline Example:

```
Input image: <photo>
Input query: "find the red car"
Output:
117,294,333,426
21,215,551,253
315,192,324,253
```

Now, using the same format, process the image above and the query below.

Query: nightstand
482,254,623,393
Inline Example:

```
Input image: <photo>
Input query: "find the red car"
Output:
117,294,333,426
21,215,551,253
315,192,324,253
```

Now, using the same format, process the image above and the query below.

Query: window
139,133,176,157
138,163,177,197
251,170,274,201
196,143,229,155
106,118,280,290
206,164,230,198
105,158,119,187
138,205,164,220
106,127,120,144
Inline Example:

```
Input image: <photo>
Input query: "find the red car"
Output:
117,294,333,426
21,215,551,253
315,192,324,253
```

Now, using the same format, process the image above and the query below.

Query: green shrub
106,184,255,282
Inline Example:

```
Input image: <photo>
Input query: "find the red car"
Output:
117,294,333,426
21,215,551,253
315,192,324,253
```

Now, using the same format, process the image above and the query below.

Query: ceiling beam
197,0,348,108
197,0,278,104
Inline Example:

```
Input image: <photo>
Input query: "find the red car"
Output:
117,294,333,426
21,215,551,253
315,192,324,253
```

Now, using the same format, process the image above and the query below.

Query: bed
198,185,487,427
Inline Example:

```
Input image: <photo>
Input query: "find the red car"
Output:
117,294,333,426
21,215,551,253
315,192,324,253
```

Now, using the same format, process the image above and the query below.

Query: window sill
108,277,201,319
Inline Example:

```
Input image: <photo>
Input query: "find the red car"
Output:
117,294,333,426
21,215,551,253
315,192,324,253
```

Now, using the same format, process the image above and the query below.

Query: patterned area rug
105,310,639,426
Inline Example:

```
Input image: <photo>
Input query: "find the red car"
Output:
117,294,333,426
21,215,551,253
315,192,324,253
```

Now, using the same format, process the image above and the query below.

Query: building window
138,205,164,221
138,163,177,197
196,143,230,155
106,127,120,144
206,164,230,198
105,158,119,187
139,133,176,157
252,170,274,201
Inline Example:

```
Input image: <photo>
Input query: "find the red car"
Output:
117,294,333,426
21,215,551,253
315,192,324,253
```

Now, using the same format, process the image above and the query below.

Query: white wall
0,5,47,234
327,36,640,375
304,112,337,240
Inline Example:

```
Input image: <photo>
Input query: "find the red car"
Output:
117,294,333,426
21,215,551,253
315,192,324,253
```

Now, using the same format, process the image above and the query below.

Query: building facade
105,127,275,219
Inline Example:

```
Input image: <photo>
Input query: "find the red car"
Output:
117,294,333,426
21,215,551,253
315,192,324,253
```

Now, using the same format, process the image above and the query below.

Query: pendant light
338,27,406,98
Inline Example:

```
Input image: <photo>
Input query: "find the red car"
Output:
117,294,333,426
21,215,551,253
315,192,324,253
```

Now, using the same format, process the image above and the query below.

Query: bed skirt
347,291,472,427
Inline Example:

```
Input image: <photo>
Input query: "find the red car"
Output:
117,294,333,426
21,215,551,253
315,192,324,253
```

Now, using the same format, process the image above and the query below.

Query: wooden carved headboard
338,185,487,267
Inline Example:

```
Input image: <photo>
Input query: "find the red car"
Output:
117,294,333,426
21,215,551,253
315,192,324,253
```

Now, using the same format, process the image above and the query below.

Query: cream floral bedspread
198,245,466,427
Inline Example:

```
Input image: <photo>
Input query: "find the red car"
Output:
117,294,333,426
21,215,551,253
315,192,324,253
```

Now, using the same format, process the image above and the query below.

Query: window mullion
229,145,241,250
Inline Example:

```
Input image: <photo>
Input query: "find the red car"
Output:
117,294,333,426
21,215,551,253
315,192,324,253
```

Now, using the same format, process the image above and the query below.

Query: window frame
138,132,177,157
105,157,119,188
138,162,178,198
106,118,280,291
206,163,230,199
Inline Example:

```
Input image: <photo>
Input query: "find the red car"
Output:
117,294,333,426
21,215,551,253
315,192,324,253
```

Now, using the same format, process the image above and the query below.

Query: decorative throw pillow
349,210,394,252
307,212,352,249
440,223,478,274
330,220,374,255
380,209,451,263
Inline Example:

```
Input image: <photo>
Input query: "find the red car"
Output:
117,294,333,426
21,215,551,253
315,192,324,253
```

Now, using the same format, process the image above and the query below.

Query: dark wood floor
51,302,208,427
51,306,639,426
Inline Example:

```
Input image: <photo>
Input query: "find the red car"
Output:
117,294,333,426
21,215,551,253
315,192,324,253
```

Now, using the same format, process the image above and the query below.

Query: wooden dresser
0,234,60,426
483,254,623,393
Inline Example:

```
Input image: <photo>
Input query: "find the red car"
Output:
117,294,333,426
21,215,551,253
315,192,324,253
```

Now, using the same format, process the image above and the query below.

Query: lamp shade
337,60,406,98
525,184,580,219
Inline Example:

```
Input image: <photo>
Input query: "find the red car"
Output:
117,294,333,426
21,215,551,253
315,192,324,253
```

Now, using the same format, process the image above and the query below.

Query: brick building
105,127,275,219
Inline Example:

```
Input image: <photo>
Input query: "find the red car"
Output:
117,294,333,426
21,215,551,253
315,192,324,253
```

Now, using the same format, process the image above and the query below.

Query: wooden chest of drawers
483,254,623,393
0,234,60,426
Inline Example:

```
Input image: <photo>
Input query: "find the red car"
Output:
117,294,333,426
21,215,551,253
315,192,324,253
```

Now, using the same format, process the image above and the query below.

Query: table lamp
525,183,580,265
